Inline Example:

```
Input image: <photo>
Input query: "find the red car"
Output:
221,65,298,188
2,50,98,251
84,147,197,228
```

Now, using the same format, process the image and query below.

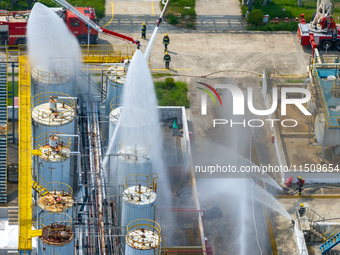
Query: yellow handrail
313,66,340,128
323,222,340,241
123,173,158,191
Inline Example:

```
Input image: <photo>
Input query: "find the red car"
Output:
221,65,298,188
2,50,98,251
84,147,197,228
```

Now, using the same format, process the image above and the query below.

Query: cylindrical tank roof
31,93,76,126
38,183,73,212
123,185,157,205
34,132,72,162
31,59,73,86
106,65,126,85
123,174,158,205
40,213,74,246
126,219,161,250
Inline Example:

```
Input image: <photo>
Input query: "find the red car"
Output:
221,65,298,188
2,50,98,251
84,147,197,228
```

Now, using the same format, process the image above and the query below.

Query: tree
248,9,264,25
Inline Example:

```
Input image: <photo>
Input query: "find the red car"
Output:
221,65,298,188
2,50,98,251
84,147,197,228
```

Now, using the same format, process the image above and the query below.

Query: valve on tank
49,134,58,149
49,96,57,112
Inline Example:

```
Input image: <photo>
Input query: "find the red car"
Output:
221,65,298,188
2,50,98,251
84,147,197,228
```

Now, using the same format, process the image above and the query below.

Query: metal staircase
32,181,49,197
321,223,340,254
0,62,7,203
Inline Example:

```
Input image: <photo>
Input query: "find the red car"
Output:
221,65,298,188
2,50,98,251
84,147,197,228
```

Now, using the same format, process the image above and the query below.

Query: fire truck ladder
51,0,102,31
51,0,138,44
0,63,7,204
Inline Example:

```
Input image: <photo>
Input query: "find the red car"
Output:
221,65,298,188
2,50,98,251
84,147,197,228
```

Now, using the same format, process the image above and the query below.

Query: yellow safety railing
41,212,72,229
33,132,72,150
33,132,72,162
110,95,122,110
81,45,135,63
0,44,136,63
19,55,40,251
32,168,73,198
31,63,73,85
312,64,340,128
332,80,340,98
47,182,73,198
31,92,76,109
126,219,161,252
323,221,340,242
123,173,158,191
32,169,48,191
31,92,76,126
40,213,74,245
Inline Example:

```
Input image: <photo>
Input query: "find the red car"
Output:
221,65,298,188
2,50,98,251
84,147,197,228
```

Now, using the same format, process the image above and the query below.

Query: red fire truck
0,1,138,46
297,0,340,51
0,7,99,45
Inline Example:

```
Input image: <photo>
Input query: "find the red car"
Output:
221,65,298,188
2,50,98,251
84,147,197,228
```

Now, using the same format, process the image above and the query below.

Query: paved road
98,0,309,75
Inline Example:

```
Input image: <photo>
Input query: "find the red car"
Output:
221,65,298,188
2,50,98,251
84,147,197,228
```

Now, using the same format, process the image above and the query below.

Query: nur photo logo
196,82,222,115
197,82,312,128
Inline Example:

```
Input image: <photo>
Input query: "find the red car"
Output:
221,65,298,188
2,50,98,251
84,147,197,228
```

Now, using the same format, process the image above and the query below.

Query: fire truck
297,0,340,51
0,0,138,46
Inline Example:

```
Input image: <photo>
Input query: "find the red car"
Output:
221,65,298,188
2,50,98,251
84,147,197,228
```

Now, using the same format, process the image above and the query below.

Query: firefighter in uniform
297,176,305,196
163,33,170,52
163,52,171,69
329,16,337,35
141,23,146,39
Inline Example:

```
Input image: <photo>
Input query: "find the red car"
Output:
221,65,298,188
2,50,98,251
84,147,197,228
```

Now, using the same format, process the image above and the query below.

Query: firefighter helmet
143,23,146,25
165,33,168,36
300,203,304,207
297,176,302,180
165,52,168,55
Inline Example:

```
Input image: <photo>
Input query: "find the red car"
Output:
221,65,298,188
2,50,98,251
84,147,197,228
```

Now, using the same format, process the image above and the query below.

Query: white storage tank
121,174,158,228
38,212,75,255
31,92,76,137
314,113,340,147
105,65,126,115
31,57,75,95
34,132,72,185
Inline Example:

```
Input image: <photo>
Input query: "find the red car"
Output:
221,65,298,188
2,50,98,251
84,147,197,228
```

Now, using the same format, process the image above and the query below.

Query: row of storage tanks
106,64,163,255
31,59,77,254
30,59,163,254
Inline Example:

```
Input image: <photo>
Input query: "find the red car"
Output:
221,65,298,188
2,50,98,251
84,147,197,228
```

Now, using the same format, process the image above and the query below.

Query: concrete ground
98,0,311,75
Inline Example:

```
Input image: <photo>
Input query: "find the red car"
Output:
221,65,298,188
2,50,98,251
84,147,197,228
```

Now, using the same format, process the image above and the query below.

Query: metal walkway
0,62,7,203
321,223,340,254
18,55,42,253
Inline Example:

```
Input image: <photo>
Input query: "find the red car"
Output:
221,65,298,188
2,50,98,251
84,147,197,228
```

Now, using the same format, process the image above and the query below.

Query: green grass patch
0,0,105,19
161,0,197,29
285,78,306,83
247,21,298,31
154,78,190,108
152,72,172,78
7,81,18,106
244,0,340,31
7,73,18,76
